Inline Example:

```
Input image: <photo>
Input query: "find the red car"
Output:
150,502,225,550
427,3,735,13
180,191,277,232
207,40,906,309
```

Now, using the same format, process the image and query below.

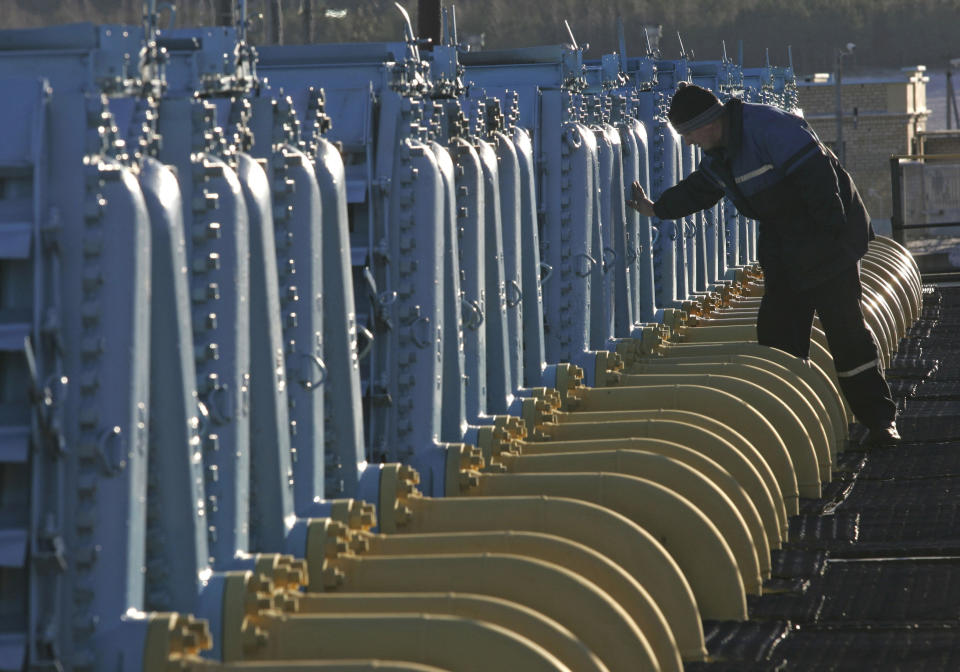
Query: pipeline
0,3,922,671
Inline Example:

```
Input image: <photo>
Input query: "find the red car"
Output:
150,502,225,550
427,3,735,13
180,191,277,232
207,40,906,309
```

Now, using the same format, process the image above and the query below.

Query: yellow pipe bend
861,266,908,340
867,247,920,323
658,336,853,426
537,417,786,543
354,531,676,672
631,352,844,450
675,321,843,410
241,611,573,672
674,323,758,344
293,591,610,672
498,448,769,583
329,553,659,672
862,256,914,329
356,536,672,669
212,662,453,671
566,383,803,507
649,345,848,447
871,235,922,302
619,362,833,479
865,245,921,318
269,664,451,672
467,472,748,621
393,495,707,661
878,250,922,321
861,291,894,365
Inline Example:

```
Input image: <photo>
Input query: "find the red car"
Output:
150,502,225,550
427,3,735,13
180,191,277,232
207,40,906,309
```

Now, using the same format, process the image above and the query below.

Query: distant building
797,66,929,221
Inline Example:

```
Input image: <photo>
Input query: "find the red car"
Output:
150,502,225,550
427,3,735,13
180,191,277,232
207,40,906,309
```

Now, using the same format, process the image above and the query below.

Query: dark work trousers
756,263,897,431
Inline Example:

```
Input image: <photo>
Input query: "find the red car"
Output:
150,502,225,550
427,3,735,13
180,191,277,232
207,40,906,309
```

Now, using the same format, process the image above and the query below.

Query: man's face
681,118,724,150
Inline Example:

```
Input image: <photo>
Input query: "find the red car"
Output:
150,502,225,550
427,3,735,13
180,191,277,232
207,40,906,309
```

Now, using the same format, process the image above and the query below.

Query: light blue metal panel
313,136,367,498
451,136,488,424
157,97,251,568
619,114,656,325
247,91,331,513
83,158,151,660
86,162,150,623
604,112,634,339
0,73,58,672
491,128,524,406
277,145,328,509
637,88,682,313
388,138,447,493
0,82,45,667
678,139,698,298
589,119,615,349
194,156,251,567
0,632,25,672
139,156,209,614
512,126,548,387
544,112,598,366
430,136,468,443
472,132,513,415
55,134,152,665
236,152,294,553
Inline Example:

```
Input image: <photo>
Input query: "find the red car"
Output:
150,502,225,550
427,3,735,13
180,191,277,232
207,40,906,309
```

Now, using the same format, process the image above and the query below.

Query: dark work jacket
653,98,874,291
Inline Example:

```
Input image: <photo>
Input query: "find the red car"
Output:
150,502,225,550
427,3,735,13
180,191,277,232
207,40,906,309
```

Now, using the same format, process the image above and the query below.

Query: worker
626,82,900,447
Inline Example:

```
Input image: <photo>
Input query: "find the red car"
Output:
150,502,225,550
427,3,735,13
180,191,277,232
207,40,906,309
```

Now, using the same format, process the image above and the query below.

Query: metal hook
575,252,598,277
356,326,374,361
300,352,328,390
461,298,484,330
96,425,126,476
539,262,554,284
506,280,523,308
602,247,617,273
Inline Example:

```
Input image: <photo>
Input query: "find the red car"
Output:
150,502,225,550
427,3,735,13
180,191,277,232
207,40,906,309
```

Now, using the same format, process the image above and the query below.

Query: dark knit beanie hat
668,82,724,134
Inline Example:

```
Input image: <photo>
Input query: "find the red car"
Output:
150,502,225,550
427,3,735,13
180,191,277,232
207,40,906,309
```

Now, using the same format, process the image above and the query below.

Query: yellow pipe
862,256,915,328
866,245,920,320
497,448,769,582
871,235,922,309
562,383,803,508
862,266,908,340
674,322,839,390
323,553,660,672
465,472,748,620
876,248,922,321
257,663,451,672
861,292,894,365
536,417,786,542
220,663,452,671
240,611,575,672
677,317,842,387
654,339,852,427
293,592,610,672
628,352,845,451
617,362,833,478
144,611,457,672
355,532,677,671
377,494,707,661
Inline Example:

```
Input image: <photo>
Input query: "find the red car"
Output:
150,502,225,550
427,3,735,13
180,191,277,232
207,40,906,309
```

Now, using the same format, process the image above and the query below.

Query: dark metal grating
695,284,960,671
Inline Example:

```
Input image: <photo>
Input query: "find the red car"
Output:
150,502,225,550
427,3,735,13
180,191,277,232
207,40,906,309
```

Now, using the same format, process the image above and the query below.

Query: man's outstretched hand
626,180,656,217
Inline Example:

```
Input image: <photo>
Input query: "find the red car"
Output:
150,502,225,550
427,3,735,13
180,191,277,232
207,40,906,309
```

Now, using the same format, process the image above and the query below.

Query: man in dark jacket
627,82,899,447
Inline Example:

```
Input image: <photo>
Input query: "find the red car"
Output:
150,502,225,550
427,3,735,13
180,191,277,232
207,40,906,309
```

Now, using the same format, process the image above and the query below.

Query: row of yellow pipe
148,236,921,671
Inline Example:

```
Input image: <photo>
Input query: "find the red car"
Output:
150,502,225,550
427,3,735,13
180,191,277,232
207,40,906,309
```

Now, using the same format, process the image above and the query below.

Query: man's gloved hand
626,180,656,217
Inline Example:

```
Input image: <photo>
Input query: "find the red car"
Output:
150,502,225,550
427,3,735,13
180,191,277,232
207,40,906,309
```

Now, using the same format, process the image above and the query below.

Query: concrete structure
916,129,960,155
798,67,929,221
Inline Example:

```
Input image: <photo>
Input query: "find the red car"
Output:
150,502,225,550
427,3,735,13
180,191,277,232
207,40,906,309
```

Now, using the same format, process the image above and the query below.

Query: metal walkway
691,284,960,671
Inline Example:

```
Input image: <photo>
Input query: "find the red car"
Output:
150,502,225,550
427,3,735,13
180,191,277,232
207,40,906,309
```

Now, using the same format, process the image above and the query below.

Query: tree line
2,0,958,73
